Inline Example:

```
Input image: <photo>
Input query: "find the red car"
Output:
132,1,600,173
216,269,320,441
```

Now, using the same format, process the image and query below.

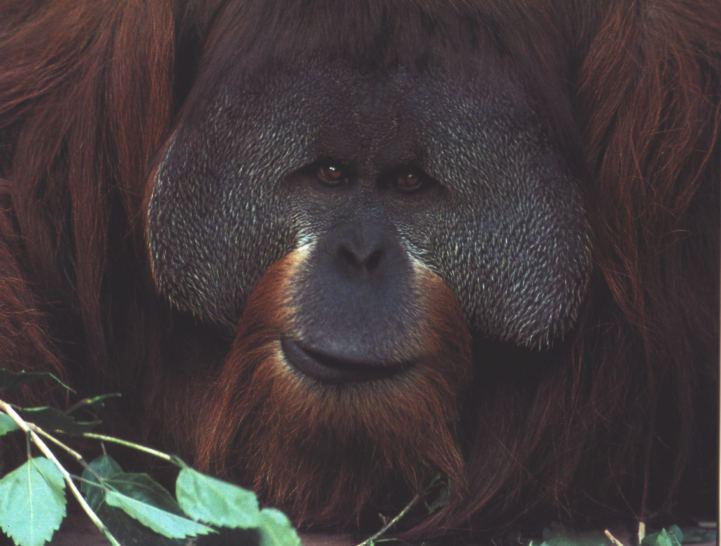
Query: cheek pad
404,80,592,348
147,87,308,324
415,158,592,349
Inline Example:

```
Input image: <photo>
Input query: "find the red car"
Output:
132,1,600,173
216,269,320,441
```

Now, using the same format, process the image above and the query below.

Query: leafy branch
0,369,301,546
0,400,121,546
0,368,715,546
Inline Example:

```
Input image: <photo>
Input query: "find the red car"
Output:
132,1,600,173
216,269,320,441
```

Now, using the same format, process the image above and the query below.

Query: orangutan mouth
280,337,412,384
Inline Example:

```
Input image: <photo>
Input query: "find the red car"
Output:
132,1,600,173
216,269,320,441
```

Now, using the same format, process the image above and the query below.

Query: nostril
365,248,383,271
338,244,361,268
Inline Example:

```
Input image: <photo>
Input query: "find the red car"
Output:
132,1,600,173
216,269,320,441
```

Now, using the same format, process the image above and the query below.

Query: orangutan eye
316,162,348,186
395,171,424,193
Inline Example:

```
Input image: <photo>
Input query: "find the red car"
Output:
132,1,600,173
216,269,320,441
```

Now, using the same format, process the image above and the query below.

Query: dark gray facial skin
147,59,592,353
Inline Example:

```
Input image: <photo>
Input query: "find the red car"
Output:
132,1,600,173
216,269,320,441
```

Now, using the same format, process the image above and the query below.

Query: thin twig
355,493,421,546
30,424,85,461
83,431,181,465
30,424,109,486
0,399,121,546
637,521,646,545
604,529,626,546
66,393,122,414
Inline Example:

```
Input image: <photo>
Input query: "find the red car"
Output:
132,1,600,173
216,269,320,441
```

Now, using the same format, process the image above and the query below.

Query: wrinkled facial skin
148,60,592,353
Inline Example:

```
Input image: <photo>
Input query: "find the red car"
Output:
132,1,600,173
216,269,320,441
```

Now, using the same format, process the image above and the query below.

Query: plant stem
604,529,626,546
355,493,421,546
637,521,646,545
66,393,122,414
30,424,85,461
83,431,181,465
0,399,121,546
30,424,111,486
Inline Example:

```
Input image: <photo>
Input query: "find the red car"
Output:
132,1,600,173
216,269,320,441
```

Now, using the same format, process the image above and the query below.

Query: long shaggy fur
0,1,718,542
194,251,471,528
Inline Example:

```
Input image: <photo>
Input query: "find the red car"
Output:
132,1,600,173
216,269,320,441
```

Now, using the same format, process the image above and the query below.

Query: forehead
296,66,422,166
208,60,531,170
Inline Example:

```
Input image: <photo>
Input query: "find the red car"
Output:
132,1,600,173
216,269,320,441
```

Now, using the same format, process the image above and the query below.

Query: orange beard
193,250,472,528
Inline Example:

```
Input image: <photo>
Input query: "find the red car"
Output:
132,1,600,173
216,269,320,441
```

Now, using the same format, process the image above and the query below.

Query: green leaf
642,526,684,546
109,473,181,512
667,525,684,544
20,406,99,435
258,508,302,546
0,369,73,393
81,456,182,546
81,455,180,514
0,457,66,546
81,454,124,509
0,413,18,437
105,490,213,539
176,467,261,528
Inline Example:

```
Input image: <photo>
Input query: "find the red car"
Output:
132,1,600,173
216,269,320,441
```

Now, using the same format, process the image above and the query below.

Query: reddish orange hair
0,1,718,541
